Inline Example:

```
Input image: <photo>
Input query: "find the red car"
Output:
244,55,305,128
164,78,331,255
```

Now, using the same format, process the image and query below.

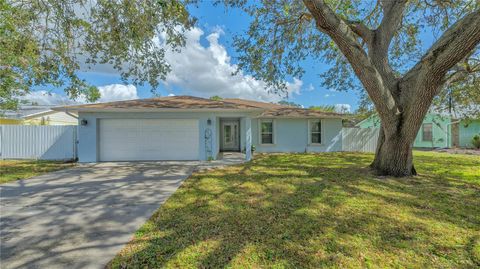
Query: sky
24,2,436,113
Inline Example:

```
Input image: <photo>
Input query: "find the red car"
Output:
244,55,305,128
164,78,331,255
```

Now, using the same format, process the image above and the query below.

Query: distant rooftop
1,105,55,119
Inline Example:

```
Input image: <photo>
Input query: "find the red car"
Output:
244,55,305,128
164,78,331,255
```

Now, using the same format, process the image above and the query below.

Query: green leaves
222,0,479,113
0,0,194,110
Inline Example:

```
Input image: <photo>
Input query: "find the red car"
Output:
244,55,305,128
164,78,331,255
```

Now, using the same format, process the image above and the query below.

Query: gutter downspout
64,109,79,160
65,111,78,119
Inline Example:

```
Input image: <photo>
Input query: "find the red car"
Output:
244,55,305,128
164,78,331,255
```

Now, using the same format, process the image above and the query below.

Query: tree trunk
370,127,417,177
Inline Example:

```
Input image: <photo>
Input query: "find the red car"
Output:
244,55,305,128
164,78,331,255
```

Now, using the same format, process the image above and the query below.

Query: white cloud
162,27,303,102
22,84,138,105
335,104,351,113
34,26,305,104
167,93,176,96
22,91,74,106
96,84,138,102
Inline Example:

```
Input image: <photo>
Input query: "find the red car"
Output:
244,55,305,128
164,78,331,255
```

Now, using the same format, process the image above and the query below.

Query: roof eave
254,115,347,119
52,107,265,113
22,110,56,120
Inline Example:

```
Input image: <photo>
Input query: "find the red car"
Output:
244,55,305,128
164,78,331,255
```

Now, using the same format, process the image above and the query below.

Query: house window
225,125,232,143
422,123,433,141
310,120,322,144
260,120,274,144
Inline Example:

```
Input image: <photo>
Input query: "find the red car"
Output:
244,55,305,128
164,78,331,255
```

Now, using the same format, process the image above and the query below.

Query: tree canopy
309,105,336,112
278,100,302,107
0,0,194,109
223,0,479,118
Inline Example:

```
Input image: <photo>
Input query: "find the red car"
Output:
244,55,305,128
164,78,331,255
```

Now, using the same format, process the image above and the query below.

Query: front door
221,121,240,151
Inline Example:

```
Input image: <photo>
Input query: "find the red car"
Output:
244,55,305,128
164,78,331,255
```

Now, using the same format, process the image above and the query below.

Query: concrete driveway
0,161,202,269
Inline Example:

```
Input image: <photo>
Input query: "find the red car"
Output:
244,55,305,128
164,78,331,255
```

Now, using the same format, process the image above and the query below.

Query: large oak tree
224,0,480,176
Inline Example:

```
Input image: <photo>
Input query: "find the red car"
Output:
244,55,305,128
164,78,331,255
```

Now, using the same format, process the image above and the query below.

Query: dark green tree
0,0,194,110
309,105,336,112
210,95,223,101
278,100,301,107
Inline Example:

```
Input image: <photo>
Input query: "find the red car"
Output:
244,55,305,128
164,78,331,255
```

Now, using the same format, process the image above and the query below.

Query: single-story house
53,96,345,162
357,113,480,148
0,105,78,125
0,118,22,125
22,110,78,125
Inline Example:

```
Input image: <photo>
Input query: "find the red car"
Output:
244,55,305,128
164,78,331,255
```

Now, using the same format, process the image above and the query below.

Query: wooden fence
342,128,379,153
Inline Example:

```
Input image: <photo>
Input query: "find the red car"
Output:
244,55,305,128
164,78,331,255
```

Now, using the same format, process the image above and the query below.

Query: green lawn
110,151,480,268
0,160,74,184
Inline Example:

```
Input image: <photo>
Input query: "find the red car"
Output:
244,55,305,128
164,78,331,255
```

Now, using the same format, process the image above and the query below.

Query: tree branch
346,20,373,44
303,0,400,126
401,8,480,136
443,60,480,86
375,0,408,55
403,9,480,89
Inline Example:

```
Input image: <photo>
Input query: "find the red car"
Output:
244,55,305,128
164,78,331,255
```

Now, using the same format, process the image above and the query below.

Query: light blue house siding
357,113,453,148
458,119,480,148
78,111,253,162
413,114,452,148
77,111,343,162
251,118,343,153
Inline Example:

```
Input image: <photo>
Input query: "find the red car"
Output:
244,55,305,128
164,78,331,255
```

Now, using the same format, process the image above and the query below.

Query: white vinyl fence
342,128,380,153
0,125,77,160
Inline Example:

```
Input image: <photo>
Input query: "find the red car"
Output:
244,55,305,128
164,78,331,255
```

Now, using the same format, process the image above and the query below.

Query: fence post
73,126,78,160
0,125,3,160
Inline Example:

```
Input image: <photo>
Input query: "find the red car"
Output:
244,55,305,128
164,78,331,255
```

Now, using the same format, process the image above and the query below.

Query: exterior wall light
207,118,212,125
80,119,88,126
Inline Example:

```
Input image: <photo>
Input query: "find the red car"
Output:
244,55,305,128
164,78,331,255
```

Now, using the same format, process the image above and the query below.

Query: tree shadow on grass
109,153,480,268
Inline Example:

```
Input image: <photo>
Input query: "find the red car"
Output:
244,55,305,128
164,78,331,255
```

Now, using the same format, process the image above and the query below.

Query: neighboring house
456,119,480,148
0,118,22,125
52,96,345,162
357,113,480,148
0,105,77,125
23,110,78,125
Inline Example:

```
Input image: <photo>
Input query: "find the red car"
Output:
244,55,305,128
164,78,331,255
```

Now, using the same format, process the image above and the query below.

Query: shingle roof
53,96,262,111
1,105,55,119
52,96,345,118
257,107,345,118
224,98,344,118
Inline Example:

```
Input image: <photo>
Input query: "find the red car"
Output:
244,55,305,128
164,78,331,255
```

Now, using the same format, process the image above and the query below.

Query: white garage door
99,119,199,161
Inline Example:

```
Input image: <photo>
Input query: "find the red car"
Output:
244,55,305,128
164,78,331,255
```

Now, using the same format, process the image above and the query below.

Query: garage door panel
99,119,199,161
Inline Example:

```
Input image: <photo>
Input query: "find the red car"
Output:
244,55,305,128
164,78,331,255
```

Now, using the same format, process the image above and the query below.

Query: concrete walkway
0,156,244,269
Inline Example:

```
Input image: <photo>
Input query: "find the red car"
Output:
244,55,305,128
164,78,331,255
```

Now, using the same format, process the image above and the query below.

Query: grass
110,151,480,268
0,160,74,184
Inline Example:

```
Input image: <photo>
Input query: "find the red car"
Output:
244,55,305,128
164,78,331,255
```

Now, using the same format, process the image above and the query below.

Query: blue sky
187,2,357,109
29,2,438,112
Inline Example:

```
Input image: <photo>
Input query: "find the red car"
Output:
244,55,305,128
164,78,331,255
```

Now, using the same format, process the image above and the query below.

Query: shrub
472,134,480,149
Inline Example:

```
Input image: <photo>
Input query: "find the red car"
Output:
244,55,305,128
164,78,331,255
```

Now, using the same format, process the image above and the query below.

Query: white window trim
308,119,324,146
258,119,275,145
422,123,433,142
